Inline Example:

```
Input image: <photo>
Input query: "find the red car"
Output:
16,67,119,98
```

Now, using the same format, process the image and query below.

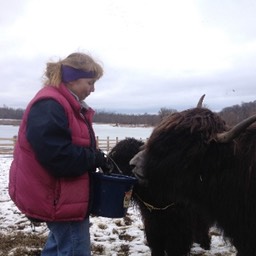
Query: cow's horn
216,114,256,143
197,94,206,108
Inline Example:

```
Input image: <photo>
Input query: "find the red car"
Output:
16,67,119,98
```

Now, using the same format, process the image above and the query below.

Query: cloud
1,0,256,114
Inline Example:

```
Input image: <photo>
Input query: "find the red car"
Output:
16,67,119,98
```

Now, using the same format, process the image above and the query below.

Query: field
0,119,20,126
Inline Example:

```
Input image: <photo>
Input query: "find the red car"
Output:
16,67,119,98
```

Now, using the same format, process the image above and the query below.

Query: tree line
219,101,256,125
1,101,256,127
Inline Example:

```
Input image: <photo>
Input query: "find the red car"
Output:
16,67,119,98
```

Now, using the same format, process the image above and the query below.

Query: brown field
0,119,21,126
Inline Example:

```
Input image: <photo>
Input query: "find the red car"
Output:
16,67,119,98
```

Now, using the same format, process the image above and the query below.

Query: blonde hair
43,52,104,87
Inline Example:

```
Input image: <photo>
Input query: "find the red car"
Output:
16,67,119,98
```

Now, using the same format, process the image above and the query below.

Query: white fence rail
0,136,147,155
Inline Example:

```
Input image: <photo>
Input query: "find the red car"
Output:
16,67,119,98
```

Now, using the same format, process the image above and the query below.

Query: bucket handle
99,154,123,174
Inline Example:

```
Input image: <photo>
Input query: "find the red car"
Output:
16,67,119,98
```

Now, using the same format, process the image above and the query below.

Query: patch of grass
0,232,46,256
91,243,105,254
98,223,108,230
118,232,135,242
112,228,119,235
123,216,133,226
119,244,130,254
114,220,123,227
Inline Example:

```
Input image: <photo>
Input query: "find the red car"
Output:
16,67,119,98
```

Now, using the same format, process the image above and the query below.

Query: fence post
96,136,99,148
13,135,17,146
107,136,110,152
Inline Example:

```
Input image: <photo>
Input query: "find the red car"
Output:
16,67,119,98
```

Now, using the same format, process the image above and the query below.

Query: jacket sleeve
26,99,96,177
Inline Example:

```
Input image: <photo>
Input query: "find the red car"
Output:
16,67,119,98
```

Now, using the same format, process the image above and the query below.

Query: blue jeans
41,218,91,256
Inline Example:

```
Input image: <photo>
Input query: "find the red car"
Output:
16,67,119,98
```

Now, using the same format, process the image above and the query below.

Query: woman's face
67,78,96,101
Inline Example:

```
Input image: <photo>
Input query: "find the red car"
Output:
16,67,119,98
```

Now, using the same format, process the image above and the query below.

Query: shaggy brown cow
131,107,256,256
105,137,212,256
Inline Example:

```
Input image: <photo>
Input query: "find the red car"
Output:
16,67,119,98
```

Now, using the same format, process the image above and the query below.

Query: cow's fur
136,107,256,256
106,137,212,256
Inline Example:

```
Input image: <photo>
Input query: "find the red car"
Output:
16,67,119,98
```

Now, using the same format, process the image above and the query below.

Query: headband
61,65,96,83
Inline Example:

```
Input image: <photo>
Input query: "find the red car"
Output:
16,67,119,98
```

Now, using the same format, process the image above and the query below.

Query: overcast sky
1,0,256,114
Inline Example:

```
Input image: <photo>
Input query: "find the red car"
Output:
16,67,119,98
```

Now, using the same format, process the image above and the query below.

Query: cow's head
130,100,256,203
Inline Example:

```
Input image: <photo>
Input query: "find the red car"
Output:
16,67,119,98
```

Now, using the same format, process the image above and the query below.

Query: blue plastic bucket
90,172,137,218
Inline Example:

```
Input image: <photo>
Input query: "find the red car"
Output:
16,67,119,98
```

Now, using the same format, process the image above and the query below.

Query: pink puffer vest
9,84,95,221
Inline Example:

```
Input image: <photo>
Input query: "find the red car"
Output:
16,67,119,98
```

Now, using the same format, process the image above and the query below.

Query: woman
9,52,108,255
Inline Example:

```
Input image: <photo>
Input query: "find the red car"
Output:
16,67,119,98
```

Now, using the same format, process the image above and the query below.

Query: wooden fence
0,136,147,155
0,137,17,155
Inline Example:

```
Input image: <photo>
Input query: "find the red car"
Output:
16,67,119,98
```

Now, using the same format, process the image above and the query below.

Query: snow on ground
0,156,237,255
